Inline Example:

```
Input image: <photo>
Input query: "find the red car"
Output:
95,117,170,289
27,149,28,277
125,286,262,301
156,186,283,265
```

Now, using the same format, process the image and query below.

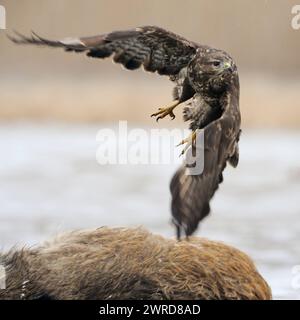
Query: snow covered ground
0,122,299,299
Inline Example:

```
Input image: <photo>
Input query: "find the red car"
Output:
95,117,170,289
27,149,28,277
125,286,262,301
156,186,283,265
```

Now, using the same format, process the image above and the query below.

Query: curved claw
177,131,197,157
169,111,175,120
150,100,179,122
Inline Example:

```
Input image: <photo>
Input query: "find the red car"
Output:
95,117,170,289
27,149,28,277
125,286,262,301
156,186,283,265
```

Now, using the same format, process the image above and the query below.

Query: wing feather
170,85,240,238
8,26,198,75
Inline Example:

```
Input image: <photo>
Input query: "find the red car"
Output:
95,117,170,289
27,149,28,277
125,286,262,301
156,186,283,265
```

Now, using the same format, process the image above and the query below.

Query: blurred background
0,0,299,299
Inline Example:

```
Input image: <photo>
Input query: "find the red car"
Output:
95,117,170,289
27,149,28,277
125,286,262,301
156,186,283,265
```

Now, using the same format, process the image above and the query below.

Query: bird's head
188,48,237,93
196,49,236,76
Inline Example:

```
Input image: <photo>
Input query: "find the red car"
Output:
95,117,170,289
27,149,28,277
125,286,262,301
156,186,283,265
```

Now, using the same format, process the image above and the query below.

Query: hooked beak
223,61,234,72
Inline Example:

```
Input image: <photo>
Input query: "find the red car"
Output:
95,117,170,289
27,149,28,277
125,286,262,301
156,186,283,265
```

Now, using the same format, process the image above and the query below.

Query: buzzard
8,26,241,239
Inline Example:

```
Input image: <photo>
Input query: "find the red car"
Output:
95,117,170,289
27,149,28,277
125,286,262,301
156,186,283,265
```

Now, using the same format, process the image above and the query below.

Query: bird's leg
151,100,180,122
177,130,197,156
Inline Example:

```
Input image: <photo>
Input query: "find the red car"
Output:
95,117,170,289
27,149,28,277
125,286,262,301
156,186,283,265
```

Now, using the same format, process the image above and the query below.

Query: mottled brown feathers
0,227,271,300
8,26,197,75
8,26,241,238
171,74,241,238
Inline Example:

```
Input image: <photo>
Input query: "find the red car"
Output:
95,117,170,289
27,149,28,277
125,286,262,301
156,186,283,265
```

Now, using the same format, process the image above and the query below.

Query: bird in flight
8,26,241,239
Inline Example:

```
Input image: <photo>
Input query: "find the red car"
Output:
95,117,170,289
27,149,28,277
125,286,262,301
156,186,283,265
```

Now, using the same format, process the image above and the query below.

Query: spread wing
8,26,198,75
170,83,241,239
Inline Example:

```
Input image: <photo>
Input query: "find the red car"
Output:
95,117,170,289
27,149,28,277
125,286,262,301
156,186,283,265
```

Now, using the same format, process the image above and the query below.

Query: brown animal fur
0,227,271,300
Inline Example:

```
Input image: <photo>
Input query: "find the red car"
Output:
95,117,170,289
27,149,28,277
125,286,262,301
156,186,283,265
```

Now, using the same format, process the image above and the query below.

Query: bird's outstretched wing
8,26,198,75
170,85,241,239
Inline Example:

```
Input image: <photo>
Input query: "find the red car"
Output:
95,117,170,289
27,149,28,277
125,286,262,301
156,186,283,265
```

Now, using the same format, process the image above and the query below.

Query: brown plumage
0,227,271,300
8,26,241,238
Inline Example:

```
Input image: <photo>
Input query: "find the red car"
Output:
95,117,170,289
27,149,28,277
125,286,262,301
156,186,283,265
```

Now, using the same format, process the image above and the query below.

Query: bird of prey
8,26,241,239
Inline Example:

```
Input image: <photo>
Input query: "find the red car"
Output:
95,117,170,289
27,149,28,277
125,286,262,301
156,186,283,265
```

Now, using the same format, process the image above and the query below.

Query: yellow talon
151,100,180,122
177,131,197,156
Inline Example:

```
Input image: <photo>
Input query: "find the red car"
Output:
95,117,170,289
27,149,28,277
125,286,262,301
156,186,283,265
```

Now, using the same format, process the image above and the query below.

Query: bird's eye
212,61,221,67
